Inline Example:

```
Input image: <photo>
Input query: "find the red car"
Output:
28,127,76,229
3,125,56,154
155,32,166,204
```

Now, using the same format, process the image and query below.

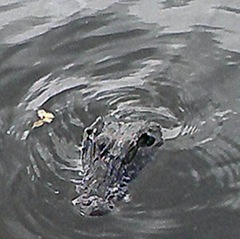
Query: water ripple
1,1,240,238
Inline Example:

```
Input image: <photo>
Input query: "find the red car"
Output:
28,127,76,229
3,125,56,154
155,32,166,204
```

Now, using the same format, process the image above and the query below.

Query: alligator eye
137,133,155,147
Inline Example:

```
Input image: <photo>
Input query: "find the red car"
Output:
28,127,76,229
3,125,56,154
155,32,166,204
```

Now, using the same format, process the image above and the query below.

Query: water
0,0,240,238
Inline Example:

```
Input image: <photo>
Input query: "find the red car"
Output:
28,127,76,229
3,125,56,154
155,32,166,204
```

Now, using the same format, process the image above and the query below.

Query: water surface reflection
0,0,240,238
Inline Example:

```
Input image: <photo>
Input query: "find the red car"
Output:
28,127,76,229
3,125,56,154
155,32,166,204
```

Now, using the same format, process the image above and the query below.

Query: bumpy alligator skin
72,116,163,216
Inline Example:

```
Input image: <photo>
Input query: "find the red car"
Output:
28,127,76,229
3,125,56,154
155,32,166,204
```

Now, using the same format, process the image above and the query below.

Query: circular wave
1,4,240,238
4,57,222,238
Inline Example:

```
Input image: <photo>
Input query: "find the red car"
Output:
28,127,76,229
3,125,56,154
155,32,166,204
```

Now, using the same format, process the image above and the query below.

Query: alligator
72,116,163,216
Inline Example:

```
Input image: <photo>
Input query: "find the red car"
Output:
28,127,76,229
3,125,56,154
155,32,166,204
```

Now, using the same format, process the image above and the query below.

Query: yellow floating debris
32,109,55,129
37,109,54,122
32,120,45,129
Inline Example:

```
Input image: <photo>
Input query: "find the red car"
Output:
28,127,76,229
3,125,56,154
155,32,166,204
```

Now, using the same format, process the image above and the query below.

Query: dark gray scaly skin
72,116,163,216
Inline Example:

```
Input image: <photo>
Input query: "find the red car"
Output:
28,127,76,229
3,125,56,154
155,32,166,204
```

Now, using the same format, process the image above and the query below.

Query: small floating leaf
32,119,44,129
37,109,55,122
32,109,55,129
37,109,46,119
42,116,54,124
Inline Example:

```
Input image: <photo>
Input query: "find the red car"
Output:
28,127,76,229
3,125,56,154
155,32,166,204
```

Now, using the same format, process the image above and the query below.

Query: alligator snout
72,116,163,216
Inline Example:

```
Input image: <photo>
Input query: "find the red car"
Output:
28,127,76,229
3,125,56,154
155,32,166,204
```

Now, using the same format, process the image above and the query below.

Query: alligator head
72,116,163,216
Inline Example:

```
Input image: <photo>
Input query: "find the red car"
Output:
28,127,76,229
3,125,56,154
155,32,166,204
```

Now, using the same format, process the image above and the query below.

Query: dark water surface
1,0,240,238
